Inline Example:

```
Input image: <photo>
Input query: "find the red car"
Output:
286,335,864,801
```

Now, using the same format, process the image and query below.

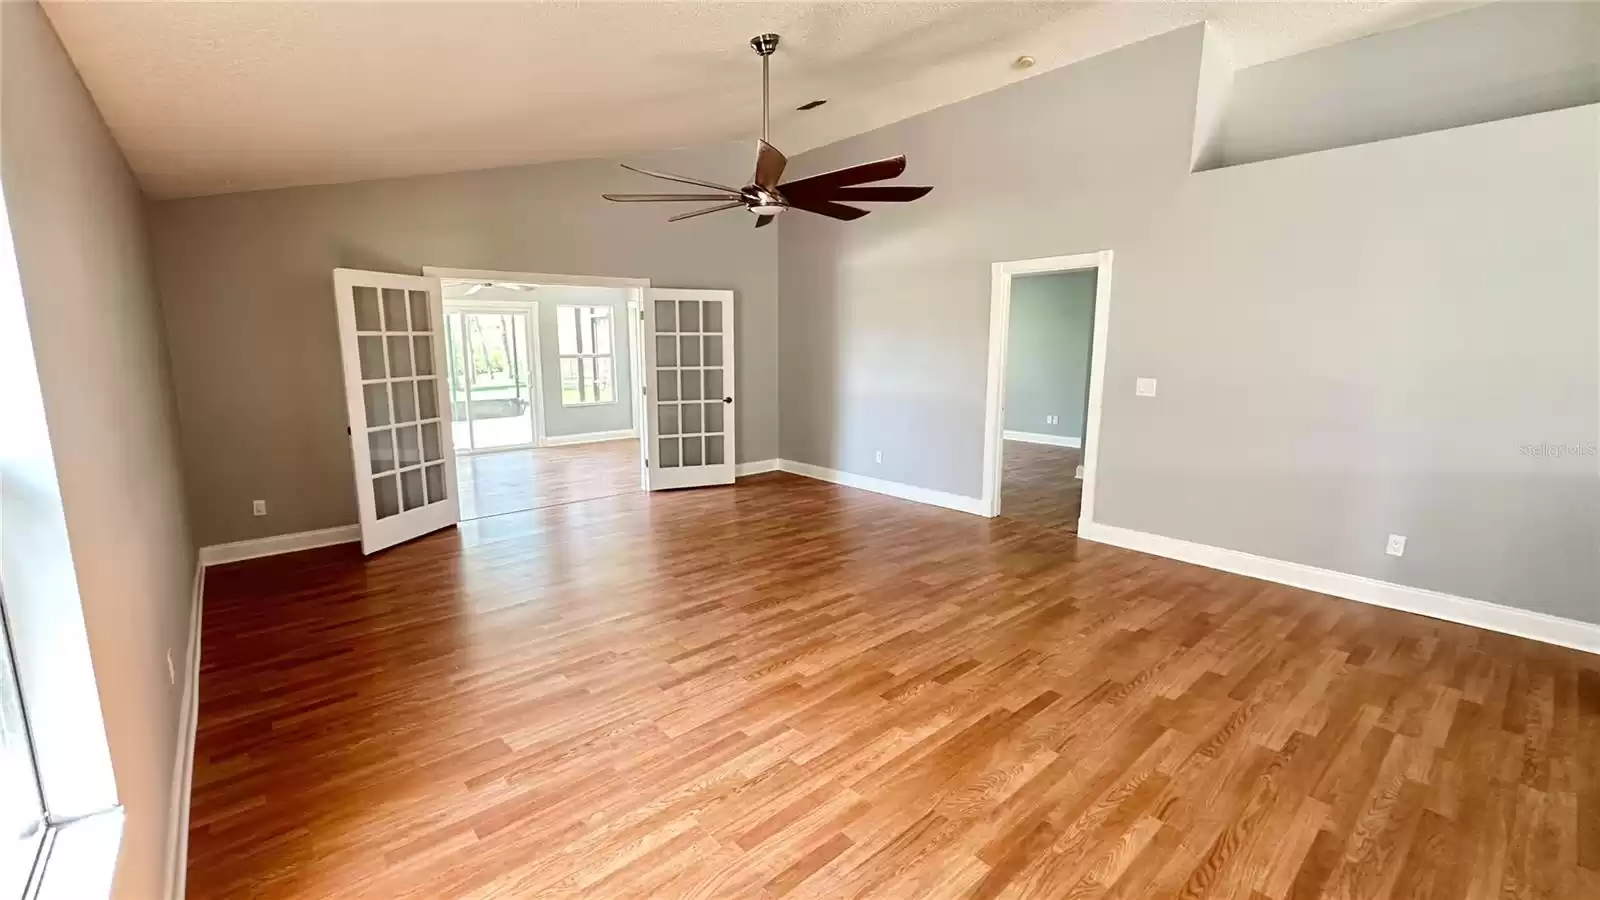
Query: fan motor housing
750,33,780,56
742,185,785,207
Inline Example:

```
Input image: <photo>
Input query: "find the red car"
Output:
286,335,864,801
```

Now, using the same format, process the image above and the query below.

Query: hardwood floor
1000,439,1083,533
456,438,640,520
190,473,1600,900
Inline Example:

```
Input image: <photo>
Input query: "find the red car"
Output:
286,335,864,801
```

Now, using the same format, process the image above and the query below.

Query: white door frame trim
981,250,1113,525
422,266,650,291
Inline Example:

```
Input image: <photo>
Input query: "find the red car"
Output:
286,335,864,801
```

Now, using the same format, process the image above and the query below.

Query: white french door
332,268,462,554
642,288,735,490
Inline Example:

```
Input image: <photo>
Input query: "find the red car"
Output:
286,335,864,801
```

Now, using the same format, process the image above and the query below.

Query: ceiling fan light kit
602,32,933,227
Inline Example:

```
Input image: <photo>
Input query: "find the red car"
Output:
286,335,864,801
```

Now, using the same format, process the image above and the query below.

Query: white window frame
556,304,618,407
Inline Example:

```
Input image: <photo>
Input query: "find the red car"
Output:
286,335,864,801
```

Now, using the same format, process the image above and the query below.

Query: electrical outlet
166,649,175,685
1136,377,1158,397
252,500,267,517
1386,534,1407,557
874,450,883,464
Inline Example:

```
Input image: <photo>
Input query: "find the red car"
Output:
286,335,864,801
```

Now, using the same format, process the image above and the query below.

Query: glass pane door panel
363,382,391,426
413,336,436,376
407,291,429,329
353,286,382,331
382,289,409,331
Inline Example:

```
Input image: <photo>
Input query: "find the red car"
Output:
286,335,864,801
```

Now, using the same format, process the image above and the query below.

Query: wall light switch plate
1136,377,1158,397
874,450,883,464
252,500,267,517
1386,534,1407,557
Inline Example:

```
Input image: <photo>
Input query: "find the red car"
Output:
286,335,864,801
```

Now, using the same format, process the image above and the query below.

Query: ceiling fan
455,281,537,296
602,33,932,227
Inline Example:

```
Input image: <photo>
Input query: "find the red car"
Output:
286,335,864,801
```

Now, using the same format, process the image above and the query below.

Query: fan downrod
750,33,780,57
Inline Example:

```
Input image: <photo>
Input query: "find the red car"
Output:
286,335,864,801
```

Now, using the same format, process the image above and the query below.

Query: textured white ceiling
42,1,1472,198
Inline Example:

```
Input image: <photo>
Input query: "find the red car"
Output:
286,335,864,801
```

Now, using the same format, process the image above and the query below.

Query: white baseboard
735,459,779,477
199,524,360,566
1004,430,1082,449
777,459,987,517
162,559,205,900
542,429,637,447
1078,520,1600,657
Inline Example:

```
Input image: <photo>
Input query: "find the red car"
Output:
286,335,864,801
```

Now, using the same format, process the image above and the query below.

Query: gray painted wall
779,24,1600,625
1003,271,1096,440
780,26,1201,500
2,2,196,896
148,143,777,546
1217,0,1600,167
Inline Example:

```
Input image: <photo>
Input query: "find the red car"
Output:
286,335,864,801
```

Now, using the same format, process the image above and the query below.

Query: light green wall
1003,270,1096,440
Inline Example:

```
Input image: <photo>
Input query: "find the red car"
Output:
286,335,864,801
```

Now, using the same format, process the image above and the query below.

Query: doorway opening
981,251,1112,534
426,268,649,521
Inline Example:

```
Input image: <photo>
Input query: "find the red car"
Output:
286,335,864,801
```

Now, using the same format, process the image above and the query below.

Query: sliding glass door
443,309,537,452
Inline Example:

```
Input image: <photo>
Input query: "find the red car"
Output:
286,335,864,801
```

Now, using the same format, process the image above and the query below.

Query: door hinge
346,426,351,436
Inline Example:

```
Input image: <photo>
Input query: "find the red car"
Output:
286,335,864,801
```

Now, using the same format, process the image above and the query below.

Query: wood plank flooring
456,438,640,520
1000,439,1083,533
190,473,1600,899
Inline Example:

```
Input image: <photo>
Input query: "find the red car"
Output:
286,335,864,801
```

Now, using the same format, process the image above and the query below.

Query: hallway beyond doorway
998,439,1082,533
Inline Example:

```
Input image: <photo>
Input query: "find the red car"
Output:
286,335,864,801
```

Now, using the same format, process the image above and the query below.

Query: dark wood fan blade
668,201,744,222
778,156,906,197
786,196,870,221
753,140,787,191
823,185,933,202
618,163,742,195
603,193,740,202
755,214,775,229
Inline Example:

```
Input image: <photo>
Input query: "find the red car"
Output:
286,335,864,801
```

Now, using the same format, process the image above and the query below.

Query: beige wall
1,2,196,897
148,145,778,547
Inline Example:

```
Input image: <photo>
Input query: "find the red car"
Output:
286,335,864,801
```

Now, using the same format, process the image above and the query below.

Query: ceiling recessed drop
601,33,932,227
1014,55,1036,69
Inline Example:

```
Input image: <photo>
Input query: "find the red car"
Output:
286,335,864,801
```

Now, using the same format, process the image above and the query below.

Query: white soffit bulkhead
42,0,1478,198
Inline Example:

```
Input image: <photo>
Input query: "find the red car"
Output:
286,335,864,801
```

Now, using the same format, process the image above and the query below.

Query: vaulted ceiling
43,1,1472,198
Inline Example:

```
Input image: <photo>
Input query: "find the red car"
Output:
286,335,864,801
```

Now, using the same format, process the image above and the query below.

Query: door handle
723,396,733,404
